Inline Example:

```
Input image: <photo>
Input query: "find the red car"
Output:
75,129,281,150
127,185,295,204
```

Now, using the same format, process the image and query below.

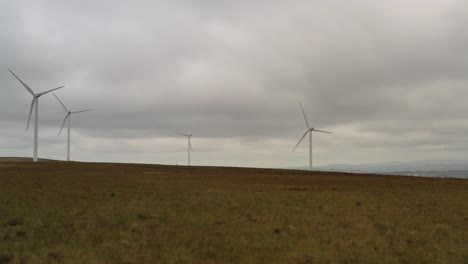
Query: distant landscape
302,160,468,179
5,157,468,179
0,160,467,263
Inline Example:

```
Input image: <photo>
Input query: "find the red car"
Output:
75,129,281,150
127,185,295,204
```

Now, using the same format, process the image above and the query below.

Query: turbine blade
53,92,68,112
26,98,36,130
176,132,189,136
313,129,332,134
71,109,92,114
38,86,64,96
188,129,192,136
292,130,309,152
9,69,35,95
59,114,69,135
299,102,310,129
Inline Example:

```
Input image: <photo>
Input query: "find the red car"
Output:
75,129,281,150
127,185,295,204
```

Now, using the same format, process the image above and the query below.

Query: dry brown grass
0,161,467,263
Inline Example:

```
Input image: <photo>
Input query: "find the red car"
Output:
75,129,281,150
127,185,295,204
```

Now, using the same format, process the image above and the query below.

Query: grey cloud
1,0,467,167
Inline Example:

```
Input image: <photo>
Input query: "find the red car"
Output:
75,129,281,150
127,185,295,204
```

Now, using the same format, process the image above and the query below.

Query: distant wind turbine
8,69,64,162
53,93,92,162
292,102,332,169
177,130,193,165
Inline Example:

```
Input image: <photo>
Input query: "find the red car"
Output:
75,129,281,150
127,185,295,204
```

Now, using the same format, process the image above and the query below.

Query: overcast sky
1,0,467,168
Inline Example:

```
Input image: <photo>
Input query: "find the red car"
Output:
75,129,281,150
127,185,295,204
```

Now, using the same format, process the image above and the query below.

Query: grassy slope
0,162,467,263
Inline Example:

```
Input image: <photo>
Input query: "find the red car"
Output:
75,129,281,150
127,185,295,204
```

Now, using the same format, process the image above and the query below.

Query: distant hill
315,160,468,179
319,160,468,172
0,157,58,162
3,157,467,178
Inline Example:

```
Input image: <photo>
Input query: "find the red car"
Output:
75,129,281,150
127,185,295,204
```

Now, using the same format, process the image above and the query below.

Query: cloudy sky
1,0,467,168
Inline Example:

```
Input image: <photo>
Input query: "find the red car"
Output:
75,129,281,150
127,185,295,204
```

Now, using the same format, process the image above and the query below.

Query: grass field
0,161,467,263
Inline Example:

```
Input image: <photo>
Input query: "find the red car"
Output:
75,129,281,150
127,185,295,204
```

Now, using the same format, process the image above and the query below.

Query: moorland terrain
0,160,467,263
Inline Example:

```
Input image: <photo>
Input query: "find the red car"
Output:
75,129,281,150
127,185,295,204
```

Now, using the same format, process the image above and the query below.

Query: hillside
0,161,467,263
0,157,57,162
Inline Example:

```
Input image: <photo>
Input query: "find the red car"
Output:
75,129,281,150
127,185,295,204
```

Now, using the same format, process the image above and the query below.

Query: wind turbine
177,130,193,165
53,93,92,162
292,102,331,169
8,69,64,162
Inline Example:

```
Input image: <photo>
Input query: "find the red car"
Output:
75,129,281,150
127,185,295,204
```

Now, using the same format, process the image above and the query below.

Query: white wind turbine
177,130,193,165
292,102,332,169
9,69,64,162
53,93,92,162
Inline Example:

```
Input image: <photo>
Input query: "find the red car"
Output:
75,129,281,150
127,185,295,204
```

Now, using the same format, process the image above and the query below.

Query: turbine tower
53,93,92,162
177,131,193,165
292,102,331,169
8,69,64,162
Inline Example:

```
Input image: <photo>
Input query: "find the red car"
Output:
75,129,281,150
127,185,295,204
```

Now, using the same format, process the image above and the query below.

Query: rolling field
0,161,467,263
